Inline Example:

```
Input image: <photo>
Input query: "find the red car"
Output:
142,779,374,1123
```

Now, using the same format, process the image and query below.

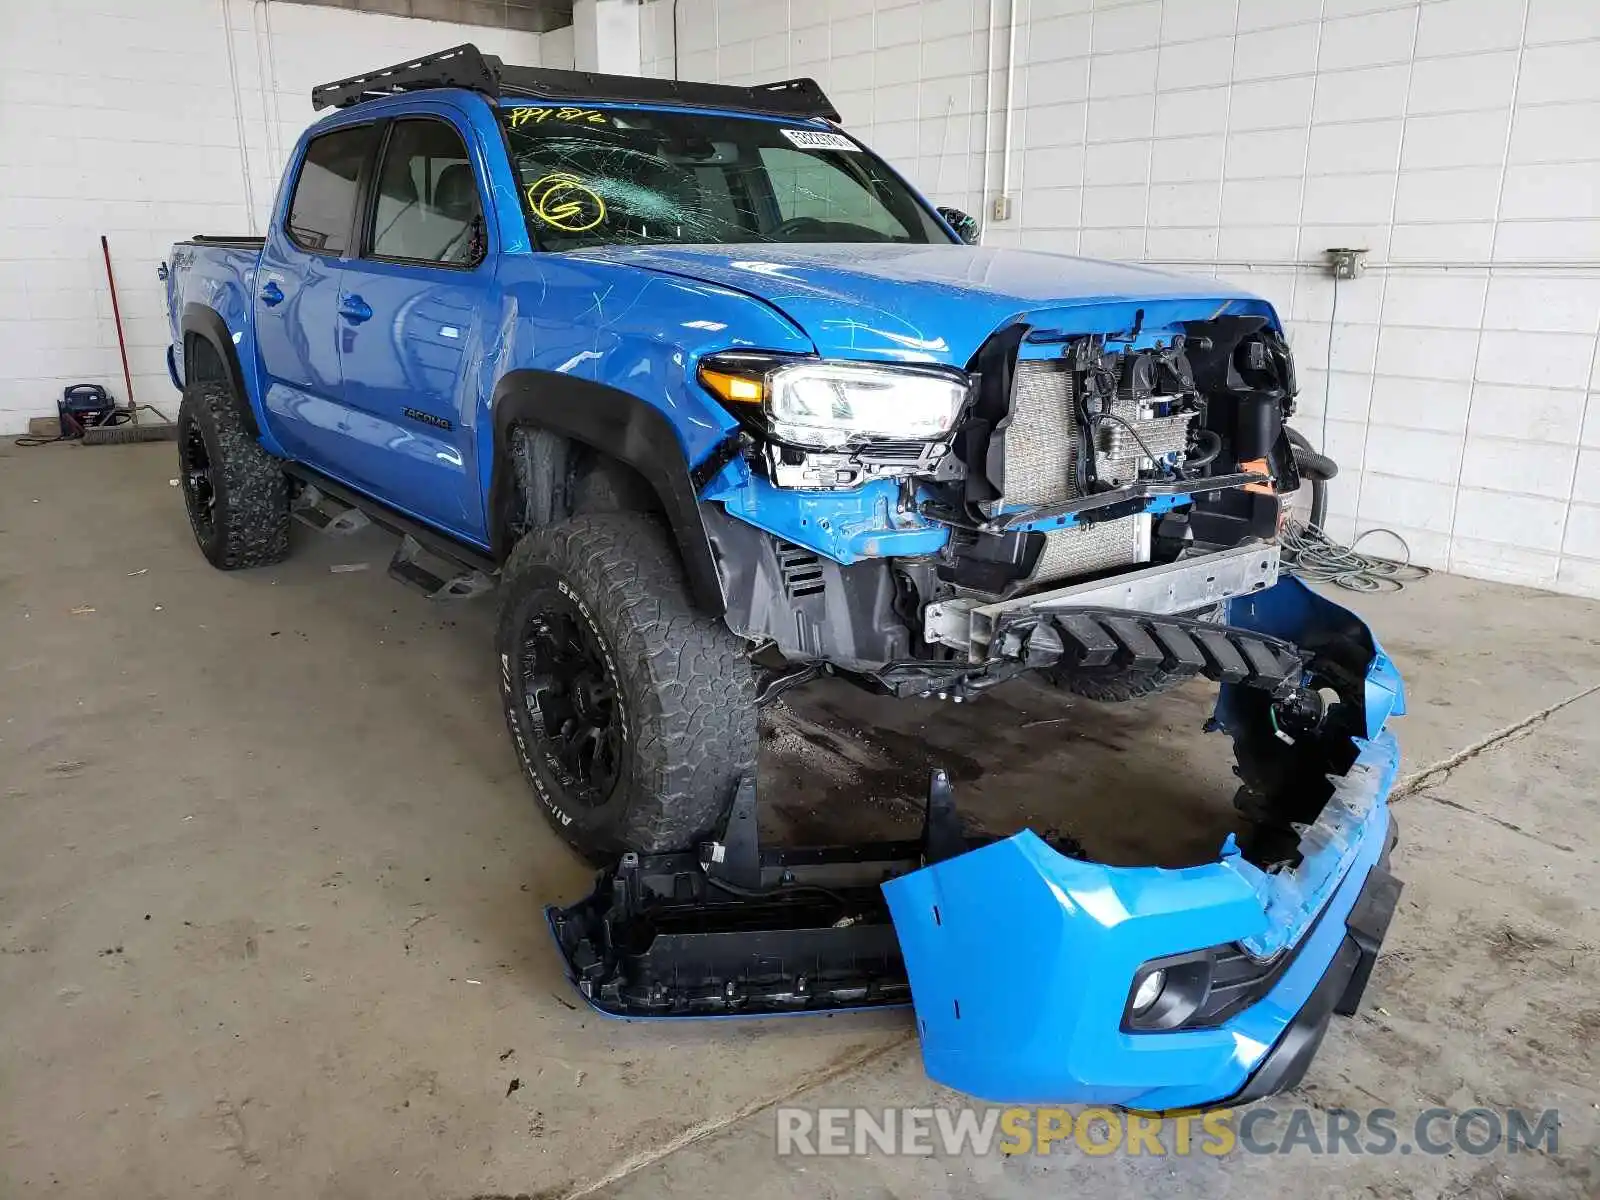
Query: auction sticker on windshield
779,128,860,152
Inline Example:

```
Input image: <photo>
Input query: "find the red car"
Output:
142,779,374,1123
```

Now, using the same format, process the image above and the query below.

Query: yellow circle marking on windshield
527,173,606,233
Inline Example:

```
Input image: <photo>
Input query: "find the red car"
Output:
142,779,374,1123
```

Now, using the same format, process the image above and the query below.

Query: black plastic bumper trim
1029,608,1304,693
1215,859,1403,1108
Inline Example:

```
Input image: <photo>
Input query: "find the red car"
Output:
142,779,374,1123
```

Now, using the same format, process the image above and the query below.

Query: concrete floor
2,440,1597,1199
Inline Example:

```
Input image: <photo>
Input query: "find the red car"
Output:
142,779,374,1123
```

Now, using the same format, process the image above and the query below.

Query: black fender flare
180,303,260,438
489,370,729,615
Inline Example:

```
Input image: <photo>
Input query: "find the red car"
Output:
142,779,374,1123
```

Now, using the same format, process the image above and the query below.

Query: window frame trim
357,114,492,273
282,120,382,259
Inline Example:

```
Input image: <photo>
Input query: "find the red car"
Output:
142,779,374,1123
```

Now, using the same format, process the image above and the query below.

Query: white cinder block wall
641,0,1600,597
0,0,556,435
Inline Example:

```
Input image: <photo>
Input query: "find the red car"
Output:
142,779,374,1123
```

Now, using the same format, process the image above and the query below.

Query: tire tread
178,380,289,570
497,513,755,858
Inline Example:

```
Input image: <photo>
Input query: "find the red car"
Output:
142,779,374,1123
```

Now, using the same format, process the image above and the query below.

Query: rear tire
495,513,757,861
1049,604,1223,703
176,380,289,569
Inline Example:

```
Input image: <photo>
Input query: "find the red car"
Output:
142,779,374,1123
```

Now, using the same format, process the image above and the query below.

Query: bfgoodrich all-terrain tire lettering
495,513,757,861
177,380,290,569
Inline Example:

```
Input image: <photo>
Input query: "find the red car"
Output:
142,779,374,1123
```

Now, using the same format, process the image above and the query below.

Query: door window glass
370,120,486,266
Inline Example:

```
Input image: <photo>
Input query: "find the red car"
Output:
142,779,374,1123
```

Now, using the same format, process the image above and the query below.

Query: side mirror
937,206,979,246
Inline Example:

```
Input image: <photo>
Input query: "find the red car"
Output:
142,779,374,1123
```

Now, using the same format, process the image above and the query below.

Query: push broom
82,235,178,445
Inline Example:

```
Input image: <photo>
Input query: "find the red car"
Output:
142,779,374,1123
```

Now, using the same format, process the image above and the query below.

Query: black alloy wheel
517,600,627,808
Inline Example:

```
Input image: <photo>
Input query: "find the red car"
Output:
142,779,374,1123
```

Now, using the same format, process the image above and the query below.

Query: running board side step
388,534,495,601
290,483,372,535
281,464,500,600
547,772,1077,1018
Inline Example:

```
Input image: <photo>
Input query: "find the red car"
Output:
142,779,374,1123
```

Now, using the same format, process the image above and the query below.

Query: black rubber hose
1284,426,1332,530
1302,473,1329,530
1185,429,1222,469
1286,426,1338,481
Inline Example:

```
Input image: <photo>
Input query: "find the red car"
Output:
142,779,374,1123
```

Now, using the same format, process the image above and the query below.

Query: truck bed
166,237,265,389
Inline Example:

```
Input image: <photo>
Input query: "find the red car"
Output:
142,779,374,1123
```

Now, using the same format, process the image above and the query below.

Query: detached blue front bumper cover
883,576,1405,1110
548,577,1404,1111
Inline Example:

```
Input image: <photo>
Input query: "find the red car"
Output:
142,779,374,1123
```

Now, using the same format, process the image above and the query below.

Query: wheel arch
487,369,730,615
180,303,260,438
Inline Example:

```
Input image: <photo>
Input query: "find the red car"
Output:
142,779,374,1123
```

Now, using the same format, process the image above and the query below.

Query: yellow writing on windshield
508,106,610,128
526,173,606,233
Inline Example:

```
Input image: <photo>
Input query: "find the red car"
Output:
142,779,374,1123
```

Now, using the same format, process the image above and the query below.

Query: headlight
766,362,968,447
699,356,970,450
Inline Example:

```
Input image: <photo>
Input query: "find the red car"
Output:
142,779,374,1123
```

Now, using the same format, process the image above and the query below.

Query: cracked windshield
501,105,953,249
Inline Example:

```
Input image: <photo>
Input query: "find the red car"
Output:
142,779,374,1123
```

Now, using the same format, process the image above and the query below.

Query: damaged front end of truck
547,284,1407,1107
690,293,1307,708
548,572,1405,1108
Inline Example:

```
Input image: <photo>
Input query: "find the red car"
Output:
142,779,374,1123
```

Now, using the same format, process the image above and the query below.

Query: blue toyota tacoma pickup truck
164,45,1403,1109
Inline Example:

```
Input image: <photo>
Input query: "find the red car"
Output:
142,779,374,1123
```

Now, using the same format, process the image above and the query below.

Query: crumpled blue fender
882,576,1403,1108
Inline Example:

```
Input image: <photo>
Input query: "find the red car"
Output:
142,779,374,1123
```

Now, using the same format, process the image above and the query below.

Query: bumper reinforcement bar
926,543,1281,660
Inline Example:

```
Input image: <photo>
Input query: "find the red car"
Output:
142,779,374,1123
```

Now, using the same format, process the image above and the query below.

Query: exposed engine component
766,437,951,489
1096,350,1200,484
992,340,1203,585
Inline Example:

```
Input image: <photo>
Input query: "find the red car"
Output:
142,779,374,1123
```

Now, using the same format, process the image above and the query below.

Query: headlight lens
699,357,970,450
766,362,968,448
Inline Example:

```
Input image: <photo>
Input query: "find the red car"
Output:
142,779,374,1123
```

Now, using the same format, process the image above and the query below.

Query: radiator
1003,359,1190,585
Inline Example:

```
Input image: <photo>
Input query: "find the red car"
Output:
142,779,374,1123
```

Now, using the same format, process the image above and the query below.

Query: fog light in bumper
1131,969,1165,1013
1122,952,1217,1031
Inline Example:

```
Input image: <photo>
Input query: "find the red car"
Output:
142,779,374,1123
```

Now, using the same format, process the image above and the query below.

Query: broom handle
101,235,137,423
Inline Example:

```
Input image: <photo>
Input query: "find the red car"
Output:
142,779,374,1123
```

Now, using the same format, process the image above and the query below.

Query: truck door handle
259,281,284,306
338,295,372,324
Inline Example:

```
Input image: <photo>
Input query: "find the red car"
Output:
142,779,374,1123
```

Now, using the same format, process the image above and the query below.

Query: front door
255,121,375,469
334,113,494,544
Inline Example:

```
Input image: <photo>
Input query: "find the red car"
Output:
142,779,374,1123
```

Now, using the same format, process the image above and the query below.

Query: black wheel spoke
515,603,626,808
179,423,218,532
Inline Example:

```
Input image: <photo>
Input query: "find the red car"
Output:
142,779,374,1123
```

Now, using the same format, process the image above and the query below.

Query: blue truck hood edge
568,243,1272,366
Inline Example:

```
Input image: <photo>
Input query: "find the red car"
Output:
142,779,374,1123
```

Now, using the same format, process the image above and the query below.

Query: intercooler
1002,358,1194,585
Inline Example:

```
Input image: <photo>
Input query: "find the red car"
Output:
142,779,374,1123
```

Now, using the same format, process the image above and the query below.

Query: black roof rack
310,43,839,122
311,44,496,111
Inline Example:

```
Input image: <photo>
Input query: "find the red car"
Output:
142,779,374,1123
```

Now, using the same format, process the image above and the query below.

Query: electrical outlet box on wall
1325,248,1368,280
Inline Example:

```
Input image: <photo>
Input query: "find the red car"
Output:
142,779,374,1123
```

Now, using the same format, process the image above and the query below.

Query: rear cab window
285,124,376,255
498,104,952,249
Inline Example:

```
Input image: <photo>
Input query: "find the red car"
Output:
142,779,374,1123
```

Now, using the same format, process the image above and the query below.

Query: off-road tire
177,380,290,569
1050,604,1224,703
495,513,757,861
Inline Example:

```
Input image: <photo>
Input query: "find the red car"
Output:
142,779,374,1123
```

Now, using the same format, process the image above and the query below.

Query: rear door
334,113,495,543
255,122,375,467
